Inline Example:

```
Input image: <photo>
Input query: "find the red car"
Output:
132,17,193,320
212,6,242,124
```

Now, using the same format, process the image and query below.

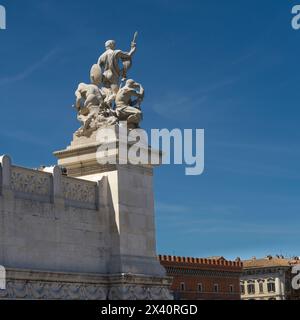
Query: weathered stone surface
0,153,171,299
54,126,165,278
74,34,144,137
0,269,172,300
0,158,108,274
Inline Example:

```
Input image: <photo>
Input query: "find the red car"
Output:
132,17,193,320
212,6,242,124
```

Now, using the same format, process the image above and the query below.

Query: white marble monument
0,33,172,300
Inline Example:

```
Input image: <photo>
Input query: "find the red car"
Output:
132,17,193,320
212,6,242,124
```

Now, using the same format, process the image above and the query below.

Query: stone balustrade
0,155,98,210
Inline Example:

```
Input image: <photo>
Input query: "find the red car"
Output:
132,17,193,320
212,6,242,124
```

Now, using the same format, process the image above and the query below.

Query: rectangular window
240,284,245,295
214,284,219,293
229,285,234,293
180,282,185,291
267,282,276,293
259,282,264,294
247,284,255,294
197,283,203,292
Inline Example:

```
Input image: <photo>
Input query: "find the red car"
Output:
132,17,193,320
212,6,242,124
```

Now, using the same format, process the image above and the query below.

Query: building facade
241,256,300,300
159,255,243,300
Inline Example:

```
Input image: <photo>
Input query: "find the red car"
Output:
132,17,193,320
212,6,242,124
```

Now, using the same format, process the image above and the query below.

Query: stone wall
0,155,110,274
0,155,172,299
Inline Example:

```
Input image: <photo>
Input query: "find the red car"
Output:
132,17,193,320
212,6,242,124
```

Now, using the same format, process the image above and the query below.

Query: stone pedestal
0,269,171,300
52,126,171,299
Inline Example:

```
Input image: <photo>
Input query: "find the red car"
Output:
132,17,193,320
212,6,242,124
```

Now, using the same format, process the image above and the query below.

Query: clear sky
1,0,300,260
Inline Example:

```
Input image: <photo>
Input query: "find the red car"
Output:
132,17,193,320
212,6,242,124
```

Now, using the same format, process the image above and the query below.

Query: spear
132,31,138,45
121,32,139,86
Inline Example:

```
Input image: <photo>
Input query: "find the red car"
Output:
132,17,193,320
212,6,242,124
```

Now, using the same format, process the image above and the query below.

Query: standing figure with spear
91,32,138,94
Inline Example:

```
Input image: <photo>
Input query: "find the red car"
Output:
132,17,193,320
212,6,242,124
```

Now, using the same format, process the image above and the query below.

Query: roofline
158,255,243,268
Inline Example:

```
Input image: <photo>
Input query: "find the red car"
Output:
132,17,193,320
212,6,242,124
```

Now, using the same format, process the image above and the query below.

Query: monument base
52,126,171,300
0,269,172,300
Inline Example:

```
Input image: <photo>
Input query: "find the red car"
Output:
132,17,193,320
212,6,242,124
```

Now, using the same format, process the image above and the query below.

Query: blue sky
1,0,300,260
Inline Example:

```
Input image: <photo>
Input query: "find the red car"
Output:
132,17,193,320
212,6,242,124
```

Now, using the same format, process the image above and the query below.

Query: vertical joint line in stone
95,180,100,210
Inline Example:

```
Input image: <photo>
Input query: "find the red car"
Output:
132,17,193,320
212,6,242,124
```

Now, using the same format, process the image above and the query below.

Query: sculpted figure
96,35,137,93
74,33,147,137
115,79,144,129
74,83,116,136
75,83,104,112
